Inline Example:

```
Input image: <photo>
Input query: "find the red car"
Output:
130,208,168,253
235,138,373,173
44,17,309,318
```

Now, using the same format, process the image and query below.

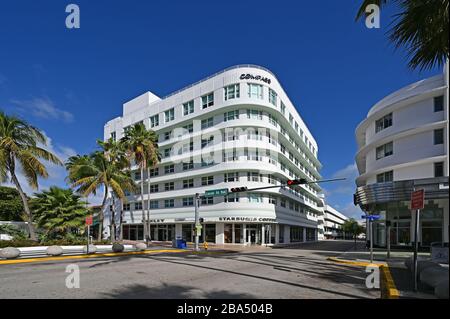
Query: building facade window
164,199,174,208
434,129,444,145
110,132,116,141
134,202,143,210
376,170,393,183
123,203,131,211
164,164,175,174
183,123,193,133
224,172,239,182
280,102,286,115
183,179,194,188
150,184,159,193
201,117,214,129
434,96,444,112
224,110,239,121
164,182,174,191
201,136,214,148
248,83,263,99
224,84,240,100
182,197,194,207
376,142,393,160
150,115,159,128
149,168,159,177
247,109,263,120
149,201,159,209
201,196,213,205
183,160,194,171
183,100,194,115
201,176,214,185
434,162,444,177
375,113,393,133
269,88,277,106
249,193,262,203
224,193,239,203
202,93,214,109
164,108,175,122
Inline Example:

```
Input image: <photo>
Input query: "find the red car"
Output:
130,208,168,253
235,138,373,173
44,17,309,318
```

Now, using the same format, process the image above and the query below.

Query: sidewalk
332,243,437,299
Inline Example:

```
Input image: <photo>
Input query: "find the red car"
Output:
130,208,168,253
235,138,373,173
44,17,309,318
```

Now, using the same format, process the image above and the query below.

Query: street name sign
205,188,228,197
361,215,380,220
411,189,425,210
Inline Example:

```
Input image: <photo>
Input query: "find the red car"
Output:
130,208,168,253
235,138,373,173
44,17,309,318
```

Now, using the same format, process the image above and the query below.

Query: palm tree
121,123,160,243
66,150,136,242
0,112,62,240
97,138,128,240
31,186,89,239
356,0,449,70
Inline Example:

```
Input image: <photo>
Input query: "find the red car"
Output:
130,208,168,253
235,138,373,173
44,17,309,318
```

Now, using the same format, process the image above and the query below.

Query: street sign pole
194,193,200,252
411,188,424,292
386,222,391,259
369,219,373,264
413,208,420,291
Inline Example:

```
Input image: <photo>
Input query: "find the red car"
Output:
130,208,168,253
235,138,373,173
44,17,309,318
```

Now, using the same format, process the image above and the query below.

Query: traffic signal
286,178,307,186
230,187,248,193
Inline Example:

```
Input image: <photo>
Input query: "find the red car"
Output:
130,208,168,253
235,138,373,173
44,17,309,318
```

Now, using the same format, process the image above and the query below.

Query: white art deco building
103,65,323,245
354,64,449,248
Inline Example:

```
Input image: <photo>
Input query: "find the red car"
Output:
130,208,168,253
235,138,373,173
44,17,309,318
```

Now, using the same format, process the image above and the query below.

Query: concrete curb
0,248,237,265
327,257,399,299
0,249,186,265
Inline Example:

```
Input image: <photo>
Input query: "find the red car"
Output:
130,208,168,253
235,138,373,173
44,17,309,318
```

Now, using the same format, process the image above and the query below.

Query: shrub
0,239,41,248
0,224,28,240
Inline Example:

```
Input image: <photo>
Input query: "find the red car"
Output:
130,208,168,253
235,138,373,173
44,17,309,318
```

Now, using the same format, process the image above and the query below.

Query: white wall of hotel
102,65,324,245
354,64,449,248
318,205,350,240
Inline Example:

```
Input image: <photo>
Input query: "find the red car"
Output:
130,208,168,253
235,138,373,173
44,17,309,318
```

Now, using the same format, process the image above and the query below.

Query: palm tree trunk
147,167,151,241
98,185,108,242
111,194,116,243
140,166,147,243
8,165,37,241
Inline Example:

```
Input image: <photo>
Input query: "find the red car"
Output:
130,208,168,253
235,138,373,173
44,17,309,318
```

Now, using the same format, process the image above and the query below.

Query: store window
204,224,216,243
290,226,303,242
224,224,233,243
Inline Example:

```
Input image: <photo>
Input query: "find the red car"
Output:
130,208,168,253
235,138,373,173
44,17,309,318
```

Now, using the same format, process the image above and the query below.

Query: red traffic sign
85,215,93,226
411,189,425,210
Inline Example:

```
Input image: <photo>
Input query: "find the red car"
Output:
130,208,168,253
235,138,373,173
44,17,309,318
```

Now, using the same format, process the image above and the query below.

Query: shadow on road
101,282,256,299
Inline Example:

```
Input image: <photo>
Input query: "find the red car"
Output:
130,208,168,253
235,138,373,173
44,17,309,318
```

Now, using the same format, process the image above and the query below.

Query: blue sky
0,1,442,218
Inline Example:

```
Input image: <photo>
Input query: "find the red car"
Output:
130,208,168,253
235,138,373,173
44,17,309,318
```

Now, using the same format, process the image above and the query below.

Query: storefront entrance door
248,229,256,244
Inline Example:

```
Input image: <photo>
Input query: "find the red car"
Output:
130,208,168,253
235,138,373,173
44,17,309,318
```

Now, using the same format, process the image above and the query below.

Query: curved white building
103,65,323,245
354,64,449,248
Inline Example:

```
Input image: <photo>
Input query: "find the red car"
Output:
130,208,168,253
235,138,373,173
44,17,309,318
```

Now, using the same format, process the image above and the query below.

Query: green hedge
0,240,41,248
0,239,111,248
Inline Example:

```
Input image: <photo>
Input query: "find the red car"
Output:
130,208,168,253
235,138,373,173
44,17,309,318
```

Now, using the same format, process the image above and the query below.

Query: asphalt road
0,240,379,299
